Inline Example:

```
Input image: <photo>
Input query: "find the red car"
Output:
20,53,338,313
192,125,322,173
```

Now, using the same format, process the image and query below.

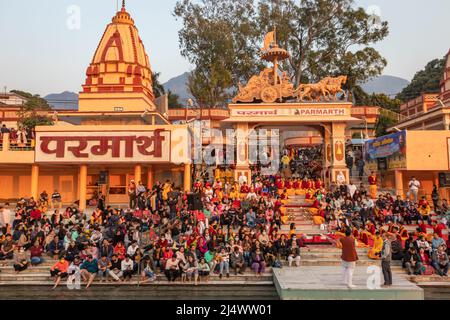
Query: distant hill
44,91,78,110
163,73,410,102
361,75,410,97
45,74,409,110
162,72,192,104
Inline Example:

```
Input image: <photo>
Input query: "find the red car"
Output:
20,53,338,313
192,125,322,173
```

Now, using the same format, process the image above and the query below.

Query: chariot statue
233,30,348,104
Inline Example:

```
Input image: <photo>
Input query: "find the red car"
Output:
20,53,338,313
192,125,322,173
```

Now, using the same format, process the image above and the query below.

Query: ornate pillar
184,163,192,192
322,124,333,186
2,133,10,152
79,165,88,211
147,165,154,189
234,122,251,182
329,122,350,184
395,170,404,197
31,165,39,200
134,164,142,183
172,168,183,189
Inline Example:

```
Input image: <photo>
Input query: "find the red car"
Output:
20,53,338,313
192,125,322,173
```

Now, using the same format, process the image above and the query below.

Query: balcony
0,133,35,164
168,108,230,121
350,106,380,118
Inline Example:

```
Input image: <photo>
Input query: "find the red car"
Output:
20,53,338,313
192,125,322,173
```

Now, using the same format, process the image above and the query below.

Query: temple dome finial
79,2,155,112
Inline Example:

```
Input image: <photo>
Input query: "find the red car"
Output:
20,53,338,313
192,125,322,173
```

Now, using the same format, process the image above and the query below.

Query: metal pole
137,230,141,287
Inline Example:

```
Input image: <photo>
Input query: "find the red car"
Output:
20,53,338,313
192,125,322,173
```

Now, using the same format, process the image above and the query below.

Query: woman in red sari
315,178,323,190
301,179,308,190
284,179,292,190
276,178,284,195
293,178,300,190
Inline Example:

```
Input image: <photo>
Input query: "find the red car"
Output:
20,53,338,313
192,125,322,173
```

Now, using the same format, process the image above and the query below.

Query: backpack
273,259,282,269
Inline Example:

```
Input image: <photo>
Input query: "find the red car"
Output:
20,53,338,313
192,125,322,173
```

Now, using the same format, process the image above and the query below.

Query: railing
167,108,230,120
0,133,35,151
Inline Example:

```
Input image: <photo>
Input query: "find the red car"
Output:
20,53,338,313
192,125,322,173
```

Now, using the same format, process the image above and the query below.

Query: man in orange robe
368,172,377,199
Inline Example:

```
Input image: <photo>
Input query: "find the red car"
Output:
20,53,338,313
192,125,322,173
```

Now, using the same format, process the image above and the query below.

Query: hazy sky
1,0,449,96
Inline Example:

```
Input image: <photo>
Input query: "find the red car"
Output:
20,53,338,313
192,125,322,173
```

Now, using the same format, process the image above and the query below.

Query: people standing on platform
51,190,62,210
431,185,440,210
368,172,377,199
238,172,247,186
346,151,354,177
0,206,9,228
281,153,291,178
356,158,365,181
407,177,421,203
338,229,359,289
381,233,393,287
128,180,137,209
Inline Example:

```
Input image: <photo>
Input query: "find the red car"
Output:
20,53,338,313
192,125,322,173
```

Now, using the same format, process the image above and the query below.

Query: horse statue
294,78,330,102
294,76,348,102
324,75,347,100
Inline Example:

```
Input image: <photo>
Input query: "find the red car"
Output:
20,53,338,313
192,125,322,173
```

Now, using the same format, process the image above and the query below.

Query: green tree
174,0,264,107
152,72,183,108
257,0,389,88
174,0,389,106
10,90,51,110
396,58,445,102
10,90,53,129
374,115,396,137
353,85,401,112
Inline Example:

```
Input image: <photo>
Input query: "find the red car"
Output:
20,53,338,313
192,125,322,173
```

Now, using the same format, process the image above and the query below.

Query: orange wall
0,167,79,202
0,170,31,200
406,131,450,170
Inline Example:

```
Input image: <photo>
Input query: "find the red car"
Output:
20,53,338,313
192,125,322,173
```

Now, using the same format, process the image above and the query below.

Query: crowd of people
280,146,324,179
0,174,323,289
0,160,449,290
0,124,34,148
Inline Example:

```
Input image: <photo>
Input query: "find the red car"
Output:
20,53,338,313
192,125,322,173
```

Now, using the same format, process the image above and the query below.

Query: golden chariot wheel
260,86,278,103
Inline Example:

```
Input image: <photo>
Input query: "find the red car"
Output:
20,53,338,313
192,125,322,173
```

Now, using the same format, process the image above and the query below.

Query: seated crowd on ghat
0,148,449,289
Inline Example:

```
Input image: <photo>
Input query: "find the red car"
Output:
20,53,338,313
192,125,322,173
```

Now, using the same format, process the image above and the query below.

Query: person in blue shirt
80,255,98,289
246,210,256,228
431,233,446,250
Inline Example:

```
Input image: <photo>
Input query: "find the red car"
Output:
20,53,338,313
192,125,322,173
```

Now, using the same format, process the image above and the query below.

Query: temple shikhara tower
78,1,155,112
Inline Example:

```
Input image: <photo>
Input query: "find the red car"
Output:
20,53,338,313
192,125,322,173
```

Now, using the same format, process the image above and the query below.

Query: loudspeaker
439,172,450,187
187,193,203,211
98,171,108,185
377,158,387,171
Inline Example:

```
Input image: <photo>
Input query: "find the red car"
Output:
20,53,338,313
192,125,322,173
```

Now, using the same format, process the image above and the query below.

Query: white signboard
231,107,348,117
35,130,171,164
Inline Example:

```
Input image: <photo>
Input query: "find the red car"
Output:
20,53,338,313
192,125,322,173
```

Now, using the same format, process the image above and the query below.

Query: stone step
409,276,450,283
0,284,280,300
298,260,404,267
0,280,276,287
0,275,273,283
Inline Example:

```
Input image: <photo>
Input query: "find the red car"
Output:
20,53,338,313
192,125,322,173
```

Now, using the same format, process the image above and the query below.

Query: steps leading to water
0,284,279,300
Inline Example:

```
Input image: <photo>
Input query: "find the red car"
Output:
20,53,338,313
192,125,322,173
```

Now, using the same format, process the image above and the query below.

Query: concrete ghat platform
273,267,424,300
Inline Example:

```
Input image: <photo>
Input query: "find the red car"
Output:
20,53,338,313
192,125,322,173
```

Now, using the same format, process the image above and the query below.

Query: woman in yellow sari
368,232,383,260
162,180,173,201
229,188,240,200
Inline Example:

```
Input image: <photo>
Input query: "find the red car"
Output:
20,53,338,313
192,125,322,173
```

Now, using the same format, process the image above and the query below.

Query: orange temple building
0,3,192,210
1,2,449,208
